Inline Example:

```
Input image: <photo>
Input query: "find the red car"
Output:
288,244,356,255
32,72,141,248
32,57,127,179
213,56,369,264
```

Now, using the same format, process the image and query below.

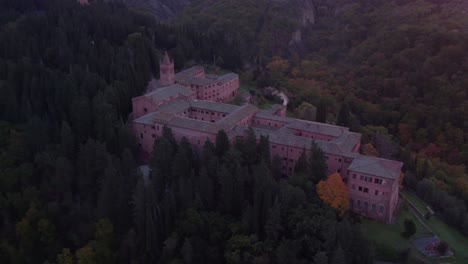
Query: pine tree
215,130,230,158
337,103,350,127
309,142,327,183
316,98,327,123
294,148,309,175
59,121,75,159
258,135,271,165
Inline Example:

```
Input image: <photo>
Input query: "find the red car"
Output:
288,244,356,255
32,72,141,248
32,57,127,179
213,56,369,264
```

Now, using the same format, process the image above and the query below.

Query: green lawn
401,190,428,215
430,217,468,263
402,191,468,263
362,208,430,262
364,192,468,263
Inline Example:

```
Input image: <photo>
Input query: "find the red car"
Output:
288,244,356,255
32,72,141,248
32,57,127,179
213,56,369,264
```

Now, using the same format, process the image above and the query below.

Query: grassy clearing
402,190,428,214
362,207,429,262
364,192,468,263
402,190,468,263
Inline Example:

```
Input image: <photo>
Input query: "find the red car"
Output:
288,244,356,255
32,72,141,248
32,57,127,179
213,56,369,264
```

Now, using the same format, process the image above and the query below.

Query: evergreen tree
294,148,309,175
309,142,327,183
215,130,230,158
258,135,271,165
59,121,75,159
316,98,327,123
337,103,350,127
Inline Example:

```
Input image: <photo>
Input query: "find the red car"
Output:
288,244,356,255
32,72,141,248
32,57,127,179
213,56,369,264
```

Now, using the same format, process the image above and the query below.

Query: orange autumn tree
316,173,349,217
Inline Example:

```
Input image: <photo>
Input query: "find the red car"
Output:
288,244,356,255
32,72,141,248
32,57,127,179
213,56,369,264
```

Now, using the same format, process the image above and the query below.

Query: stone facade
132,54,402,223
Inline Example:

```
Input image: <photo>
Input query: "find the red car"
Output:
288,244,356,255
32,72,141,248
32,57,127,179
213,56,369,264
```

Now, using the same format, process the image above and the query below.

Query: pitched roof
216,73,238,84
218,104,258,128
286,120,348,137
190,100,240,113
166,116,225,134
144,84,195,104
175,74,215,87
176,66,204,76
348,156,403,180
234,126,358,158
133,112,157,125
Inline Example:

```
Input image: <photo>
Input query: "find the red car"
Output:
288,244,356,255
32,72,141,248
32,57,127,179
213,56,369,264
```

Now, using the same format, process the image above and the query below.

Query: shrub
401,219,416,238
437,241,448,256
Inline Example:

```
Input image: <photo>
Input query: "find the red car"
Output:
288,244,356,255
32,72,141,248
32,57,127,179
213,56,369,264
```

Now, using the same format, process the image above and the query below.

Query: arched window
379,205,384,213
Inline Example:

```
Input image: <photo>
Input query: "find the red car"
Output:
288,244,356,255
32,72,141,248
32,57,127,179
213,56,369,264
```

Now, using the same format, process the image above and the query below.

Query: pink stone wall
189,108,227,123
293,129,334,141
347,170,397,223
133,123,162,156
132,96,158,119
252,117,286,128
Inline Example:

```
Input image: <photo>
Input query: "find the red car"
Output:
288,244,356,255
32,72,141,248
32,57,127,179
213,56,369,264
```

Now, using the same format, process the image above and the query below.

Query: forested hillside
170,0,468,239
0,0,374,263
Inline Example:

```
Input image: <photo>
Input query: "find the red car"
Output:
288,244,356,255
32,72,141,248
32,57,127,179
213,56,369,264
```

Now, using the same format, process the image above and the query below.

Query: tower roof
162,51,171,64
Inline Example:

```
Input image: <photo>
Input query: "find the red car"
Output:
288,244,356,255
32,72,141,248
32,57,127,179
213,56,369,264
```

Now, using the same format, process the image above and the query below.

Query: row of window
352,185,383,196
350,199,385,213
254,119,283,127
351,174,383,185
297,131,331,141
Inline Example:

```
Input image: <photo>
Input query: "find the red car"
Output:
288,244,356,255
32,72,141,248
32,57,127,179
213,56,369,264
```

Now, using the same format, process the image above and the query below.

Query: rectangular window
360,175,364,181
375,190,379,195
152,134,155,138
353,174,357,179
358,186,362,191
379,206,384,213
364,188,369,193
372,204,376,212
140,133,143,139
357,200,361,209
352,185,355,190
350,199,354,209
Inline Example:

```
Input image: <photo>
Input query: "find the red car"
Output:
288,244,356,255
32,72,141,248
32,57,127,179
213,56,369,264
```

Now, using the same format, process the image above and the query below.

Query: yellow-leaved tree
316,173,349,217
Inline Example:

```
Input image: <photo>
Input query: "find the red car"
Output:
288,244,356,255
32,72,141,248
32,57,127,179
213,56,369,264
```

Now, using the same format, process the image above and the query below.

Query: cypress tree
215,129,230,159
316,98,327,123
309,142,328,183
337,103,350,127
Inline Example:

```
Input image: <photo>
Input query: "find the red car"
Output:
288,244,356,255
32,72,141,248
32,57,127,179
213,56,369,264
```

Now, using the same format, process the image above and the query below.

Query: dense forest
0,0,375,263
172,0,468,235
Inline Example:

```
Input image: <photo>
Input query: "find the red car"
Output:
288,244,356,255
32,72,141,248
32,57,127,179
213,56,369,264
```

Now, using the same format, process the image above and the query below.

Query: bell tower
159,51,175,87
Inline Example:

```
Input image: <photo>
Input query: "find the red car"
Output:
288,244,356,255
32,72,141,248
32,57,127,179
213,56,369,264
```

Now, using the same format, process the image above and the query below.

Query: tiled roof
133,112,157,125
176,66,204,76
216,73,238,84
158,99,190,113
331,132,362,153
166,116,225,134
144,84,195,104
348,156,403,180
176,74,216,87
254,111,291,123
190,100,240,113
234,126,357,158
218,104,258,128
286,119,348,137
